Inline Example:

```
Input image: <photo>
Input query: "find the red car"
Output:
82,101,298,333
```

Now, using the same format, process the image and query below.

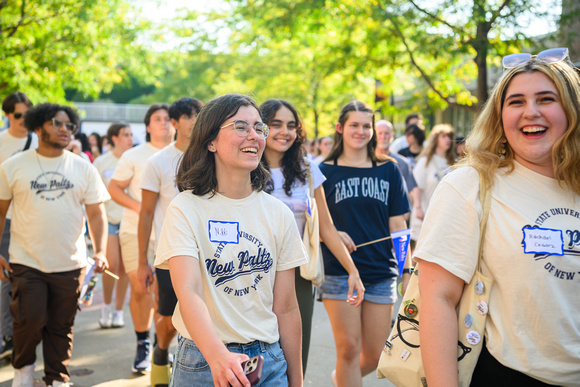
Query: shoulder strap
476,177,492,273
23,133,32,151
303,157,315,198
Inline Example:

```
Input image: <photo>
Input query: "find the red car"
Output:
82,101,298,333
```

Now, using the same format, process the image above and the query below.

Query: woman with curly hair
259,99,364,376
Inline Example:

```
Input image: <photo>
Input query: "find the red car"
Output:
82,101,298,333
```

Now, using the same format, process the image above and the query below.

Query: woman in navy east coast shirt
318,101,411,387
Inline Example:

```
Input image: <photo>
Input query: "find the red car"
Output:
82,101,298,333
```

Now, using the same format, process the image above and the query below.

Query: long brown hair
177,94,269,196
325,100,392,163
418,124,456,166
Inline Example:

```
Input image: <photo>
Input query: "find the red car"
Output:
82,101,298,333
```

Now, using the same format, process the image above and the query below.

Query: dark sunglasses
502,47,569,69
13,112,24,119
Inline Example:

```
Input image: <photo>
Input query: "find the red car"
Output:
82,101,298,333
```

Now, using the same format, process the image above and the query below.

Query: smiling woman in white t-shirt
415,50,580,386
154,94,308,387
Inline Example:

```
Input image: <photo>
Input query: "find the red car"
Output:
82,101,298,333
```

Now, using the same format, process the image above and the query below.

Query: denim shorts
318,275,397,304
171,335,288,386
108,222,120,236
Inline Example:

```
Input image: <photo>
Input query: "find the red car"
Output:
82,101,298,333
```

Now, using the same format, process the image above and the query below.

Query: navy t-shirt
319,161,411,283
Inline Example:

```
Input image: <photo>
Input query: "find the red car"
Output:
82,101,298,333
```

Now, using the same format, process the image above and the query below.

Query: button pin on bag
464,314,473,328
404,303,418,319
474,280,485,295
476,300,488,315
466,330,481,345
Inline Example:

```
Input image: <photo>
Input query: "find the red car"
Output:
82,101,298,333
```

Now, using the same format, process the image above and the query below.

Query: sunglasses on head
502,47,569,69
13,112,24,119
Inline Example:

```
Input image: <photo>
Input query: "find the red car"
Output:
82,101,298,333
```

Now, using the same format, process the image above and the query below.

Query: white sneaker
52,381,72,387
12,364,34,387
111,310,124,328
98,305,112,329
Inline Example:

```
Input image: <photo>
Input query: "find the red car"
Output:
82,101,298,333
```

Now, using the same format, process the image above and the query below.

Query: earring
498,138,507,159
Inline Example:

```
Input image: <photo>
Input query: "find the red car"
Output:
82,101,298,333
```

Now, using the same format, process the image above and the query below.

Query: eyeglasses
51,118,78,134
502,47,569,69
220,120,269,139
13,112,24,119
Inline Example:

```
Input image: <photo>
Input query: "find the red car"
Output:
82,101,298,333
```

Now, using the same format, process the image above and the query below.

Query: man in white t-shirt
0,103,109,387
138,97,203,386
0,92,36,361
108,104,174,374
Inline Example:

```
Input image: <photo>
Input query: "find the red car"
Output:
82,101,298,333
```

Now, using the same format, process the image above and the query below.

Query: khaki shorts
119,232,156,274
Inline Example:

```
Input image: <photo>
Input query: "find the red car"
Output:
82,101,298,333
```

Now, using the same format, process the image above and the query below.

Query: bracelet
402,268,414,275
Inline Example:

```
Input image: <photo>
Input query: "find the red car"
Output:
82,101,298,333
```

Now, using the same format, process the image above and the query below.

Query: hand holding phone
241,355,264,386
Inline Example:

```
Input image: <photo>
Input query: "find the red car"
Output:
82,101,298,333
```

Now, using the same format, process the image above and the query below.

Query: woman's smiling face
501,71,568,176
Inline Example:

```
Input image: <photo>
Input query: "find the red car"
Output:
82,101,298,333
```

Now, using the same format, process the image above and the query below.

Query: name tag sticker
209,221,239,244
522,226,564,256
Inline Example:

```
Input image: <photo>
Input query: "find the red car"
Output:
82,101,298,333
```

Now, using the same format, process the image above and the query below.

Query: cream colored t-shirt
93,151,123,225
410,154,450,240
0,130,38,164
155,190,308,344
415,163,580,386
0,130,39,220
111,143,161,235
0,150,110,272
139,143,182,243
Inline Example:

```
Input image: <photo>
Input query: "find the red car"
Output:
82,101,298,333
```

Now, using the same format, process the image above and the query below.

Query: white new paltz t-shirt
155,190,308,344
414,163,580,385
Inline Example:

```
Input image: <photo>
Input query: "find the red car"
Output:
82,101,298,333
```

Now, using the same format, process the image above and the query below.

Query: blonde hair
461,59,580,195
418,124,456,166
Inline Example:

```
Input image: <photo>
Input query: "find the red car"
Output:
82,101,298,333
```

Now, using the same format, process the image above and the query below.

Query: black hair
404,124,426,144
144,103,170,142
23,103,80,133
76,132,91,153
2,92,33,114
169,97,204,121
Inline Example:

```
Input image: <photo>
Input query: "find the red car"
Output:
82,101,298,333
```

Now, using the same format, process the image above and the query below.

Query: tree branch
390,19,477,113
408,0,466,35
7,0,27,38
488,0,513,26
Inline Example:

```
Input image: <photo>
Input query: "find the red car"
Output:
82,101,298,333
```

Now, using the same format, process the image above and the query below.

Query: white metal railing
74,102,150,123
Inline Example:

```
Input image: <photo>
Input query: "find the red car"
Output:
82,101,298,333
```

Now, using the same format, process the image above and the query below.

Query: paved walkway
0,281,396,386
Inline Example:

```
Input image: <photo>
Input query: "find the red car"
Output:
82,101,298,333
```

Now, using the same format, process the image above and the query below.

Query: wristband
402,268,414,275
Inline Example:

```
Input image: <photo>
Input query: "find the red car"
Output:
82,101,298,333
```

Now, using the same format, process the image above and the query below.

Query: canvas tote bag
300,158,325,287
377,180,493,387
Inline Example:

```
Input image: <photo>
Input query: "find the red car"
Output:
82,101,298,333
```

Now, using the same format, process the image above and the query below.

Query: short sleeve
387,162,411,217
84,164,111,205
413,157,428,190
154,198,201,270
413,167,483,283
140,159,162,193
275,206,308,271
0,166,12,200
111,153,134,182
309,161,326,190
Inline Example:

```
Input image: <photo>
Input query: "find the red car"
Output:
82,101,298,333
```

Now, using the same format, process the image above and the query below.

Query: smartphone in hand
241,355,264,386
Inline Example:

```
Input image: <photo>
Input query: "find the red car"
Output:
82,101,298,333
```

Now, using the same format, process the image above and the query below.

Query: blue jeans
171,335,288,386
